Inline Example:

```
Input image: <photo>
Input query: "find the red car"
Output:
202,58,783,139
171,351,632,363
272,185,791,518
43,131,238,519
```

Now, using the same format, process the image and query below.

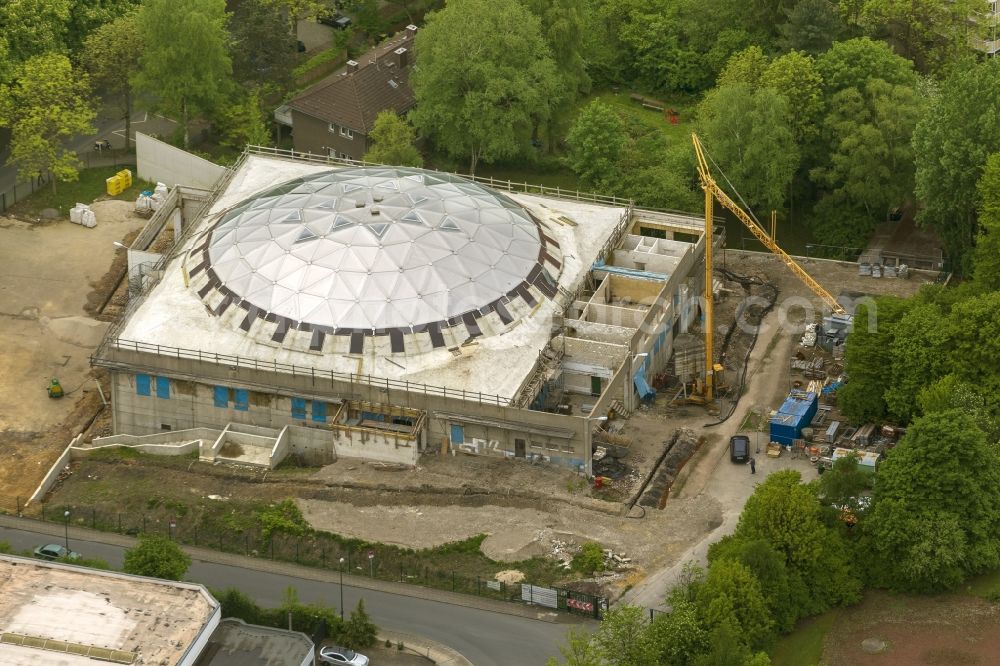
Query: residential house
282,25,417,160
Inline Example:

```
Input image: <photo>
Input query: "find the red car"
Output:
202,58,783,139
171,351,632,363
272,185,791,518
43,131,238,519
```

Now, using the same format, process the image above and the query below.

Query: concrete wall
136,132,226,189
27,435,81,504
331,426,416,465
103,352,591,471
76,441,201,459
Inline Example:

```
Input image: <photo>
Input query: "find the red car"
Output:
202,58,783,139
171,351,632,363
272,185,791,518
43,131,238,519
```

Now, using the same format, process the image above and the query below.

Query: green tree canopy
67,0,141,54
810,78,923,246
123,534,192,581
761,51,824,144
734,470,861,613
865,410,1000,591
0,53,95,193
341,599,377,650
778,0,846,55
694,558,773,649
697,83,799,213
716,45,768,89
853,0,982,73
815,37,917,96
565,101,627,191
409,0,563,174
363,111,423,167
135,0,232,148
973,152,1000,290
229,0,298,94
82,11,142,151
216,89,271,151
913,59,1000,269
838,297,911,422
0,0,70,64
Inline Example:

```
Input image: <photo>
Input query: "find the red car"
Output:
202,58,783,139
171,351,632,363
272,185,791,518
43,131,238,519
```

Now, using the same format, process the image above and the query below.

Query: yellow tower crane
691,133,846,403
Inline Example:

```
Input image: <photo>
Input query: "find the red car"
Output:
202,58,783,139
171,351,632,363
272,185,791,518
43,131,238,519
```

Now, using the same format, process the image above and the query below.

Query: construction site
0,136,939,606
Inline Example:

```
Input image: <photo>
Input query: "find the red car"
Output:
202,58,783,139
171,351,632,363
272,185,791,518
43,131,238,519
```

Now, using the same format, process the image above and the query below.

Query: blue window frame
291,398,307,420
213,386,229,408
155,376,170,399
234,389,249,411
136,374,151,397
312,401,327,423
361,411,385,422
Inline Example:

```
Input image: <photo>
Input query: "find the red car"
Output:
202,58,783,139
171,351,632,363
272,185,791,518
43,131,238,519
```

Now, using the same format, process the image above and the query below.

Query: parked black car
729,435,750,463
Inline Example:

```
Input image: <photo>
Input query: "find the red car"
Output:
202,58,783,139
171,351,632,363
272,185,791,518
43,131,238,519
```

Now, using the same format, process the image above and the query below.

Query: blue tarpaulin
634,373,656,400
769,391,818,445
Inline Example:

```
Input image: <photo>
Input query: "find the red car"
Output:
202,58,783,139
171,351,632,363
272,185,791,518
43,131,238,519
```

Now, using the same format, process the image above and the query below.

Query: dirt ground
823,591,1000,665
0,201,146,500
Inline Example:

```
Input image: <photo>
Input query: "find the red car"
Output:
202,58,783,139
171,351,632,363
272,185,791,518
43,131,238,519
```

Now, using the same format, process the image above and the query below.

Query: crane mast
690,133,846,403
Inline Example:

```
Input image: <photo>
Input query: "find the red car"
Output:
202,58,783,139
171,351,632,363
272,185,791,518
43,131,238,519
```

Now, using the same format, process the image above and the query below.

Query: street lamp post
63,510,70,551
338,557,345,619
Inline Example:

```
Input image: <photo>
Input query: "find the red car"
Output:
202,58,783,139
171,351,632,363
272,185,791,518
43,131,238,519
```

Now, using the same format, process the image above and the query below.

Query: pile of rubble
548,538,633,573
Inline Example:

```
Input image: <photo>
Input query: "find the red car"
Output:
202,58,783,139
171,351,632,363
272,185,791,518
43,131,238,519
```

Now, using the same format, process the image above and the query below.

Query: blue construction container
769,391,818,445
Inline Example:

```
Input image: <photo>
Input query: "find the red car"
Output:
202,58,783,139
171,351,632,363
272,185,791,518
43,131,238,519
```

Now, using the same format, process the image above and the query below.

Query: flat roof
117,156,627,400
195,618,313,666
0,556,218,666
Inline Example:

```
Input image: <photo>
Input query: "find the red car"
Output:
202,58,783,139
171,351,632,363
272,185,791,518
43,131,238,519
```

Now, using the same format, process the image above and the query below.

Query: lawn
12,164,154,218
769,611,839,666
584,88,695,146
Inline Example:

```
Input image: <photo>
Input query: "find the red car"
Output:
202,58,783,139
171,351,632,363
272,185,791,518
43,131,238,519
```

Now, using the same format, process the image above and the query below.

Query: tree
363,111,423,167
692,621,770,666
838,297,910,422
865,410,1000,591
761,51,824,144
216,90,272,151
134,0,232,148
0,54,95,193
520,0,590,145
545,627,605,666
694,558,773,650
565,101,627,190
697,84,799,213
815,37,917,96
591,605,656,666
973,152,1000,290
883,301,950,421
409,0,563,174
810,79,923,246
853,0,982,73
645,599,709,666
82,12,141,151
913,59,1000,269
716,46,768,89
341,599,377,650
816,454,871,517
67,0,141,54
778,0,845,55
229,0,298,94
734,470,861,614
0,0,70,64
123,534,191,580
707,537,798,633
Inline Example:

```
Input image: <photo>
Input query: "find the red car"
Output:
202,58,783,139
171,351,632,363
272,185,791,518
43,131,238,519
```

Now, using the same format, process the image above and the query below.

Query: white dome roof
186,167,560,347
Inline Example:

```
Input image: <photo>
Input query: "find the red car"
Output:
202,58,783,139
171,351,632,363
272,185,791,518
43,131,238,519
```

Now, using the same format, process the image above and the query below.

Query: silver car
318,646,369,666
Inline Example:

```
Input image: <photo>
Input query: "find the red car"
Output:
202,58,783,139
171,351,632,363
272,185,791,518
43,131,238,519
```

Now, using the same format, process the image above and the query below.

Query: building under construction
92,147,712,475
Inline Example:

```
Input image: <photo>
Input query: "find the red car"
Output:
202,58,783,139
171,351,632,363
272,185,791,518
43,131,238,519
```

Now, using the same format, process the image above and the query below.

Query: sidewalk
377,630,473,666
0,513,578,625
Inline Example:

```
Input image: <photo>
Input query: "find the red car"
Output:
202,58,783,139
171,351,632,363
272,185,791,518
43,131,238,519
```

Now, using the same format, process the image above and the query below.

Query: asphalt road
0,524,577,666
